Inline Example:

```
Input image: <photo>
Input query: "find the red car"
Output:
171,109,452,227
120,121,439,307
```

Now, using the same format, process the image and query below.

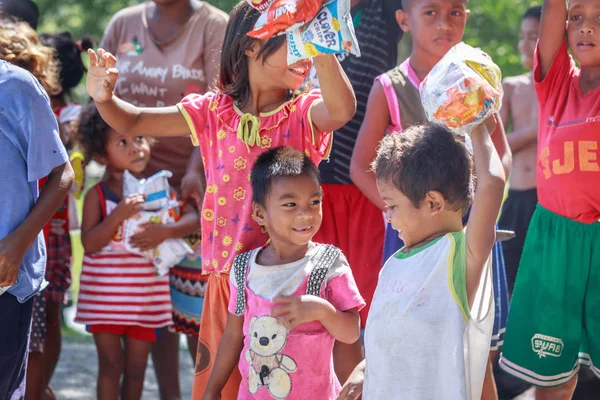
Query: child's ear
465,8,471,22
396,9,410,33
252,202,266,226
425,191,444,215
244,41,261,59
95,154,109,166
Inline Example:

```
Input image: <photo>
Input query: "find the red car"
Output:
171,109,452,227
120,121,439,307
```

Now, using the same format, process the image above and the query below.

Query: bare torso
505,73,538,190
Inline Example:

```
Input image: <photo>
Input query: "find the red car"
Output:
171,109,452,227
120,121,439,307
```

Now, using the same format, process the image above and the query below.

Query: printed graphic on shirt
118,36,144,56
246,316,297,399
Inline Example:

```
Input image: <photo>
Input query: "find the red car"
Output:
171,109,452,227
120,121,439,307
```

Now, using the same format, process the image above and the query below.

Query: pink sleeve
177,92,216,147
299,90,333,161
228,278,239,315
325,264,366,313
533,39,576,104
374,74,402,133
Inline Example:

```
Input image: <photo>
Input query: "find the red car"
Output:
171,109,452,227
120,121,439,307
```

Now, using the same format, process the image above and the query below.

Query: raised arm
490,116,512,180
465,115,507,306
538,0,568,80
86,49,190,137
309,54,356,135
350,81,390,211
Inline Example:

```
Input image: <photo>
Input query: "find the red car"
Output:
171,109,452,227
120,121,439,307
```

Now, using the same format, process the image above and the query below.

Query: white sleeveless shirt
363,231,494,400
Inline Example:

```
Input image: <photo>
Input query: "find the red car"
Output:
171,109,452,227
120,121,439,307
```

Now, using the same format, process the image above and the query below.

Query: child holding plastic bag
84,1,355,398
349,1,511,398
75,103,199,400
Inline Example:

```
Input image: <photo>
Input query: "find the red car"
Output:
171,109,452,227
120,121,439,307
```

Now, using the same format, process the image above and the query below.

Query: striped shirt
315,0,402,184
75,184,172,328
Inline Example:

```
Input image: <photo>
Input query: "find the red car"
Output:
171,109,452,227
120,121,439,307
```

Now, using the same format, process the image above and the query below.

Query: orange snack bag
248,0,323,40
246,0,275,12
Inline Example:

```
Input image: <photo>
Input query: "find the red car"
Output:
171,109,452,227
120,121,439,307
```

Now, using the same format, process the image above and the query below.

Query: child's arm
465,115,507,305
80,188,145,254
271,296,361,344
86,49,191,137
538,0,567,80
490,119,512,182
337,360,366,400
203,313,245,400
309,54,357,135
181,150,206,209
349,81,390,211
129,203,200,251
499,81,537,154
0,162,74,287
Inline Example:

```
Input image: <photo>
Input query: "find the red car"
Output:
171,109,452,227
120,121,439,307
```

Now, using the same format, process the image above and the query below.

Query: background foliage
36,0,539,80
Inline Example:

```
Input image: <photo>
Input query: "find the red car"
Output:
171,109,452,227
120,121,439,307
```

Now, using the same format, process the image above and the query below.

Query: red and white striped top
75,184,172,328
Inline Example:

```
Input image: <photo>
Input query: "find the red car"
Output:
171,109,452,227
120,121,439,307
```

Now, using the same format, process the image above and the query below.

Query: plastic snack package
420,42,503,135
123,170,172,211
286,0,360,64
248,0,323,40
246,0,275,12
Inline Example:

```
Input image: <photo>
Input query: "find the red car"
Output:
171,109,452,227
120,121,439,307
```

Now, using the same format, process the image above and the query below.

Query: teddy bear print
245,316,297,399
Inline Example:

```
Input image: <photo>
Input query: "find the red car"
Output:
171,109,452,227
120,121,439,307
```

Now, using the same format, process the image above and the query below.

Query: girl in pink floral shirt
85,2,356,399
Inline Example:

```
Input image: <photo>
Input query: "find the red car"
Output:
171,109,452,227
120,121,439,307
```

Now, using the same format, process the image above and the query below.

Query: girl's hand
337,361,365,400
473,113,498,137
86,48,119,104
271,295,331,330
114,194,145,221
129,222,170,251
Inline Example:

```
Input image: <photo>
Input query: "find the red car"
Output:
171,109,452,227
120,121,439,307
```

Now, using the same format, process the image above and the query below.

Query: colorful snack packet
246,0,275,12
286,0,360,64
123,169,173,211
248,0,323,40
420,42,503,135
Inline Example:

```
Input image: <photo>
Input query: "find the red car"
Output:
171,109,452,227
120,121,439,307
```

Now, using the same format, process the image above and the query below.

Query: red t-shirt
534,40,600,223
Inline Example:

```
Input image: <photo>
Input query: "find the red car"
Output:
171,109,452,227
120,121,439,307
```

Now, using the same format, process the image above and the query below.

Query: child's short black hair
523,5,542,21
372,124,474,214
251,146,321,207
78,101,112,160
40,32,94,96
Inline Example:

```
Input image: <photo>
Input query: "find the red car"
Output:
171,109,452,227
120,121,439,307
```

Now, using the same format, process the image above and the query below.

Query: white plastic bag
420,42,503,135
123,170,172,211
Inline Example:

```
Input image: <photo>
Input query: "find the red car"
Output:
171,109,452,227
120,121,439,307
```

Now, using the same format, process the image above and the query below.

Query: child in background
84,1,356,398
497,6,541,297
499,0,600,397
75,103,200,400
340,117,505,400
204,147,365,399
349,1,512,397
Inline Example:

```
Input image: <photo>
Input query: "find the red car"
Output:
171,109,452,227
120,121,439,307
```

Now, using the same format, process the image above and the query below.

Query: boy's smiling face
397,0,469,62
567,0,600,67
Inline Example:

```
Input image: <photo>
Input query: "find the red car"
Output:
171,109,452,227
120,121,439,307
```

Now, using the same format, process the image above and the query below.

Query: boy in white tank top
338,116,506,400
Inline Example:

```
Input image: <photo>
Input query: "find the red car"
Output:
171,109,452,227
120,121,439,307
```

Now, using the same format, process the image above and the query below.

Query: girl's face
259,41,313,91
254,174,323,248
518,17,540,70
102,130,151,174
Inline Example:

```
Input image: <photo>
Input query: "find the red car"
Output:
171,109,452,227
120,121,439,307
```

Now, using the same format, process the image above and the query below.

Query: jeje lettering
540,140,600,179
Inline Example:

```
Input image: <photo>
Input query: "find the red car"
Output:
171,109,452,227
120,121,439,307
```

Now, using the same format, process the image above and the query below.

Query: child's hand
473,113,498,137
114,194,145,221
86,48,119,104
337,361,365,400
129,222,170,251
0,236,26,287
271,295,331,330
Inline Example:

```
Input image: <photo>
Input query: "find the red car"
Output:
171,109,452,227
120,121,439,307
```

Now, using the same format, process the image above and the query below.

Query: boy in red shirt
499,0,600,397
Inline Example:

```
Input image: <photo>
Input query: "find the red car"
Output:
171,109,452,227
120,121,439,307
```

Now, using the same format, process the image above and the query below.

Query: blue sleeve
9,80,69,182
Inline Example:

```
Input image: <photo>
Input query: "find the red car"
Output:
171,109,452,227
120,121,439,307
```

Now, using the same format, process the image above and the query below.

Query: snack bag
248,0,322,40
246,0,275,12
286,0,360,64
123,170,172,211
420,42,502,135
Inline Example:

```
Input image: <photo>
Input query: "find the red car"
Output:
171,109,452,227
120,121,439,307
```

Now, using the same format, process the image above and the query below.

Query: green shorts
500,204,600,387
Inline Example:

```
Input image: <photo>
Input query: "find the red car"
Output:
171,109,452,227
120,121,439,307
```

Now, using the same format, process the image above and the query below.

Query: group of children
2,0,599,398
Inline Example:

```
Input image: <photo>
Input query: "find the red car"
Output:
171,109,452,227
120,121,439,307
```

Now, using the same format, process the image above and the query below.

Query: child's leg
93,332,124,400
42,299,62,392
25,293,47,400
122,335,152,400
481,350,498,400
535,375,577,400
151,327,181,400
187,334,199,364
